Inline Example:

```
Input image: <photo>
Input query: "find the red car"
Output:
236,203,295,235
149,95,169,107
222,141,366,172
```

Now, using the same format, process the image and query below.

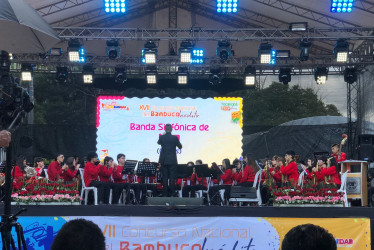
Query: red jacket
12,166,24,182
306,169,324,183
61,168,78,182
84,162,101,187
112,165,126,183
35,167,44,177
191,173,208,187
331,152,346,163
321,166,341,185
47,161,63,181
235,165,255,183
280,161,299,184
272,167,282,183
219,169,233,185
99,165,113,182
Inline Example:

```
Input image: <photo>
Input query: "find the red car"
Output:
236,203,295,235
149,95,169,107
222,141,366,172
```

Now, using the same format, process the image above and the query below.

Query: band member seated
99,156,123,204
182,162,207,198
271,156,284,187
280,151,299,186
136,158,159,203
47,153,68,182
209,159,233,205
233,155,259,187
306,157,325,185
331,143,346,163
112,153,131,204
12,156,27,183
35,157,45,177
61,157,79,182
83,152,111,205
321,157,341,188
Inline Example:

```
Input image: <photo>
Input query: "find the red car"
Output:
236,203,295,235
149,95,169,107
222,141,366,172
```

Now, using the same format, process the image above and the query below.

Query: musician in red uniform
331,143,346,163
305,158,324,184
321,157,341,187
61,157,79,182
209,159,233,205
83,152,111,204
11,156,27,183
271,157,284,186
112,153,130,203
233,155,258,186
47,154,68,182
280,151,299,186
34,157,45,177
182,161,207,198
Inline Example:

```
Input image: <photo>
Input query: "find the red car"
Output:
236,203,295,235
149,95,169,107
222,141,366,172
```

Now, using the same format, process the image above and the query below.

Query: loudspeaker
230,186,257,199
147,197,204,206
358,134,374,161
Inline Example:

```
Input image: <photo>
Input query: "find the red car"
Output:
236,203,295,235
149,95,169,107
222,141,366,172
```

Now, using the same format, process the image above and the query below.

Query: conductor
158,124,182,197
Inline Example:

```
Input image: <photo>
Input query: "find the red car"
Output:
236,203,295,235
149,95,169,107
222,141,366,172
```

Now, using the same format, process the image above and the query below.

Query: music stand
122,160,137,175
137,162,158,183
175,164,193,178
194,164,211,178
313,152,330,162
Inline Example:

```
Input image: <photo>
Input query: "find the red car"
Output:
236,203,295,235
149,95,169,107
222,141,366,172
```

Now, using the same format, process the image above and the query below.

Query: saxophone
313,163,318,185
324,157,333,184
282,158,290,184
264,160,274,187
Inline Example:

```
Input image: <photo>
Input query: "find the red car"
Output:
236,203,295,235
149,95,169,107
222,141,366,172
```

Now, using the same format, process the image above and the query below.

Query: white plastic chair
337,170,349,207
43,169,49,182
195,177,211,205
298,170,306,189
79,168,98,205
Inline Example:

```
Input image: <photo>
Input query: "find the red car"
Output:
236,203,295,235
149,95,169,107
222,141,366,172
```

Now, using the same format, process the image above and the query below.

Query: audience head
87,152,98,163
195,159,202,165
282,224,337,250
165,124,172,133
51,219,105,250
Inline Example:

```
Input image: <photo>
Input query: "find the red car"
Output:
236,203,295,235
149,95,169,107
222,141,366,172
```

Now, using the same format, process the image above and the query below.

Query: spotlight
279,68,291,85
49,48,62,56
258,43,273,64
217,40,232,62
177,66,188,85
0,50,11,72
146,66,157,84
298,39,312,61
344,67,357,84
216,0,238,13
179,41,193,63
82,65,94,84
106,40,121,60
114,67,127,84
334,39,349,62
331,0,353,13
276,50,290,58
142,41,157,64
209,68,221,86
104,0,126,13
21,64,33,82
191,49,204,64
289,22,308,32
56,67,69,83
68,39,85,62
314,67,328,85
244,66,256,86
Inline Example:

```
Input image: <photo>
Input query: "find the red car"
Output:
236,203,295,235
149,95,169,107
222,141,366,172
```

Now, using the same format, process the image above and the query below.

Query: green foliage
229,82,341,127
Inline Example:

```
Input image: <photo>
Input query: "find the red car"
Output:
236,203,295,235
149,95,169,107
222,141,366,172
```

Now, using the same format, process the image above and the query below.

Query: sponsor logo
102,102,129,110
336,238,353,247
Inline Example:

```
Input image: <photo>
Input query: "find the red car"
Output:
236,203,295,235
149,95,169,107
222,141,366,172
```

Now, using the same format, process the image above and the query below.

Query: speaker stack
358,134,374,161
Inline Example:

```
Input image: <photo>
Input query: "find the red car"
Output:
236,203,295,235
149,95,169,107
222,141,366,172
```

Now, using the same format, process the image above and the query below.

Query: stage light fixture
334,39,349,62
314,67,328,85
142,41,157,64
68,39,85,62
191,49,204,64
289,22,308,32
179,41,193,63
177,66,189,85
0,50,11,72
104,0,126,13
279,68,291,85
114,67,127,84
217,40,232,62
244,66,256,86
146,66,157,84
56,67,69,83
344,67,357,84
217,0,238,13
21,64,33,82
209,68,221,86
276,50,290,58
106,40,121,60
331,0,353,12
298,40,312,61
258,43,274,64
49,48,62,56
82,65,94,84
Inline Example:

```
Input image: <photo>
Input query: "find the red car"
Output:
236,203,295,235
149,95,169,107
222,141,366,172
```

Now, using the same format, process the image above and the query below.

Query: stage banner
96,96,243,164
2,216,370,249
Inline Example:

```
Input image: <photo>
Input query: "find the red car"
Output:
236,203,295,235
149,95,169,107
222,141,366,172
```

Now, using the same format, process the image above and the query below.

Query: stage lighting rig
114,67,127,84
21,64,33,82
142,41,158,64
279,68,291,85
179,41,193,63
191,49,204,64
331,0,353,13
82,65,94,84
314,67,328,85
105,0,126,13
334,39,349,63
289,22,308,32
216,0,238,13
258,43,275,64
177,67,188,85
209,68,222,86
146,66,157,84
298,39,312,61
56,67,69,83
217,40,232,63
344,67,357,84
106,40,121,60
68,39,85,63
49,48,62,56
244,66,256,86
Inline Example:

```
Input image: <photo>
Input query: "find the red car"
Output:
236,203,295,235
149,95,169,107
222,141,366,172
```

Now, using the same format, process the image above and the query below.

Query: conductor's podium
341,160,369,206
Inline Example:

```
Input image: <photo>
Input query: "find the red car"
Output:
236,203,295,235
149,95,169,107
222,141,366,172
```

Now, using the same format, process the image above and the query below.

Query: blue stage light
331,0,353,12
190,49,204,64
217,0,238,13
105,0,125,13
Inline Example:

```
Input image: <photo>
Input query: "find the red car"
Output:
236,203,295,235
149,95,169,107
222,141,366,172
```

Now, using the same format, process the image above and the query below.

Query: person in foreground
282,223,337,250
51,218,105,250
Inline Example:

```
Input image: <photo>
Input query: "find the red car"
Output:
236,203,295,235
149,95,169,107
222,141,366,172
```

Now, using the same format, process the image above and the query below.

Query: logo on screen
99,149,109,159
102,102,129,110
336,238,353,246
221,102,239,111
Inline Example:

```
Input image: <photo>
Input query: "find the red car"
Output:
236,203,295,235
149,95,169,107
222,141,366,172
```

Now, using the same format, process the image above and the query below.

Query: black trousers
161,164,177,196
89,181,111,204
182,185,207,197
209,185,231,205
